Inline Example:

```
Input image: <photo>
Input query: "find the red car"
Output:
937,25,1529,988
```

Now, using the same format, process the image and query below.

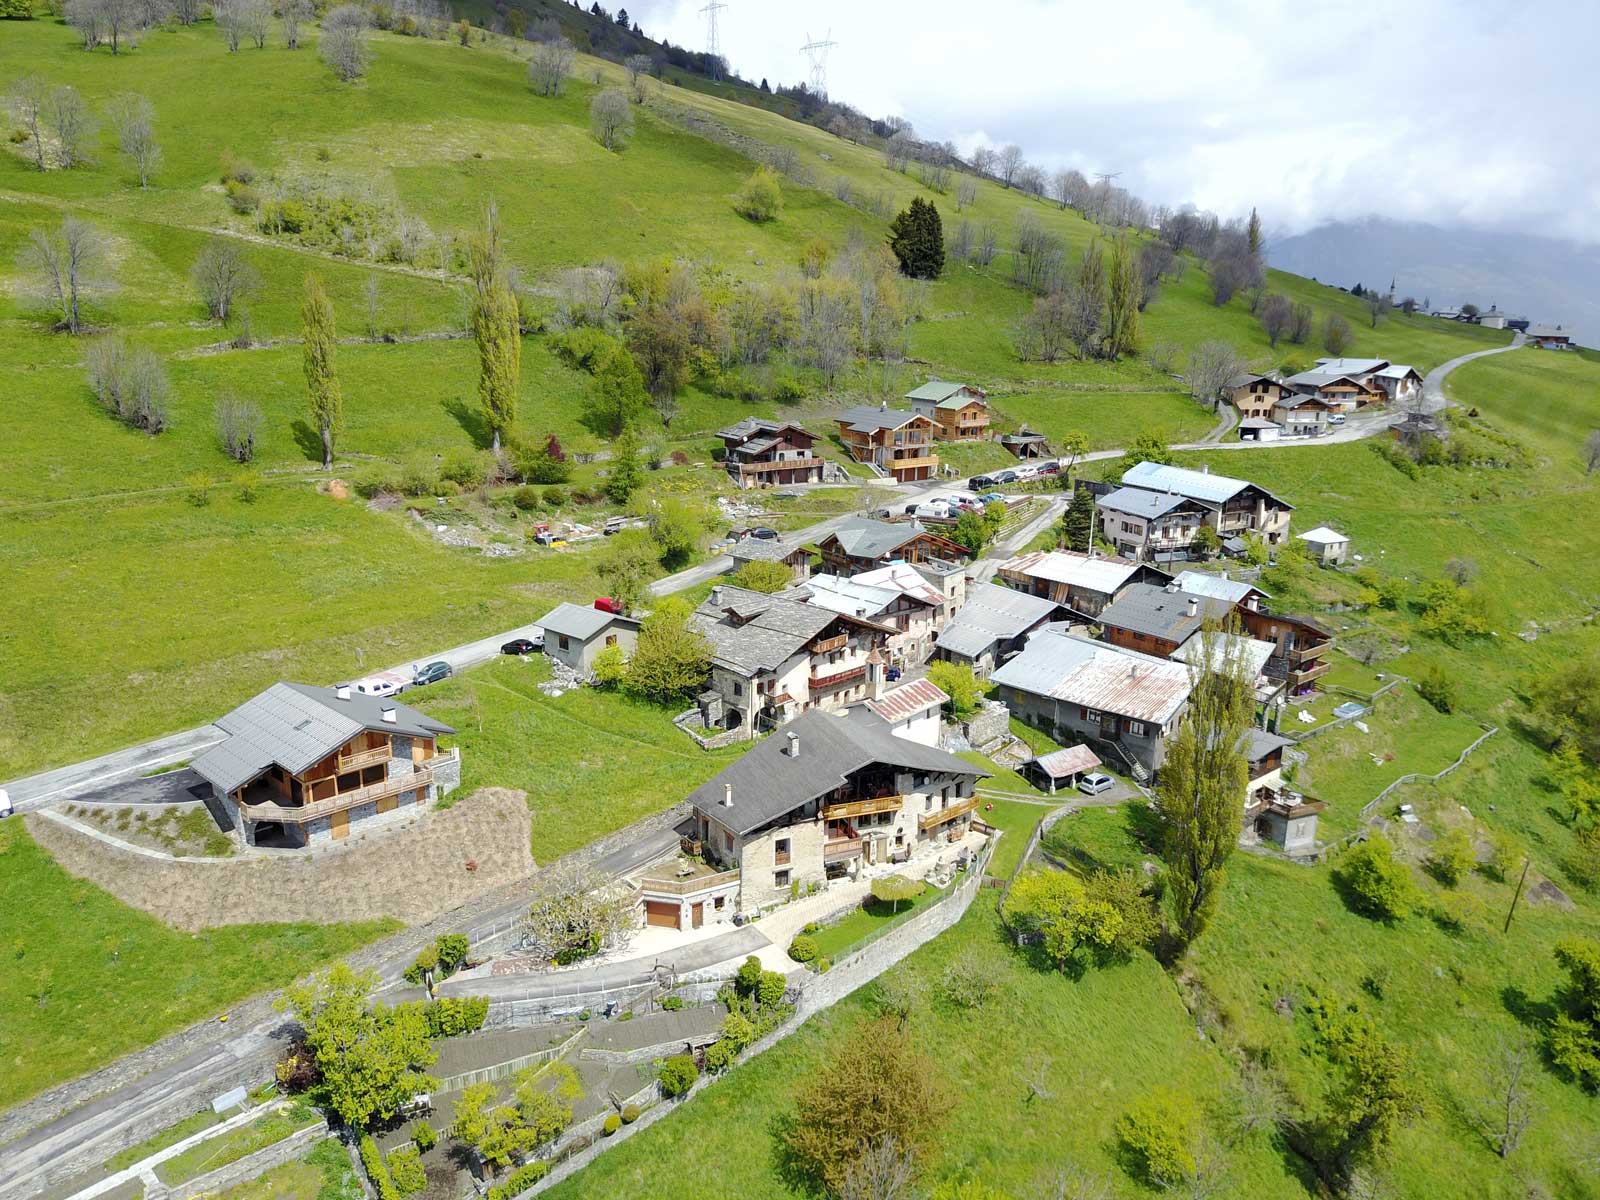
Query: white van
352,671,409,699
0,788,12,819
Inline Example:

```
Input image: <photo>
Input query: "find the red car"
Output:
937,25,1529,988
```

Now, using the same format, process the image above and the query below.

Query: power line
1094,171,1121,186
700,0,727,70
799,30,838,97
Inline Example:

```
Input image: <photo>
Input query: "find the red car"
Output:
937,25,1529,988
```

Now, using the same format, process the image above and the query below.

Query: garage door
644,900,680,929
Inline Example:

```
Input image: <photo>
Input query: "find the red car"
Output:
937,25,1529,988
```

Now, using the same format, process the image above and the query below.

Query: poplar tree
1246,206,1263,257
468,200,520,453
1103,233,1142,360
1156,621,1255,944
301,273,341,470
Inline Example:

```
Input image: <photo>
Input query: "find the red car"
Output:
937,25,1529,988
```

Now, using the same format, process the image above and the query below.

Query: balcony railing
337,744,391,773
822,795,903,820
734,457,823,474
918,796,978,832
1289,657,1332,683
239,765,434,825
811,633,848,654
638,867,741,896
1288,642,1330,665
888,455,938,470
810,665,866,692
823,837,864,861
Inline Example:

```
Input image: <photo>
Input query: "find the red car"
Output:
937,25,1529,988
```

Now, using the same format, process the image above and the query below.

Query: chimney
1201,463,1211,474
710,586,723,607
1187,597,1198,618
880,399,887,411
786,732,800,758
722,783,734,808
381,706,398,724
335,684,352,701
1165,582,1179,594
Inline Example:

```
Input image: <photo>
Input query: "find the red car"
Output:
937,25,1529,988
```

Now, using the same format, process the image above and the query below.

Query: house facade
1527,324,1574,350
816,517,970,579
800,568,945,668
996,549,1170,618
195,682,462,849
904,380,991,441
1272,395,1335,439
989,631,1192,780
715,418,824,489
681,708,988,916
537,602,642,678
1226,373,1291,420
933,581,1062,678
835,405,940,481
1097,487,1212,562
1240,729,1321,854
1096,582,1237,659
1237,608,1334,695
1284,367,1384,410
1120,461,1294,547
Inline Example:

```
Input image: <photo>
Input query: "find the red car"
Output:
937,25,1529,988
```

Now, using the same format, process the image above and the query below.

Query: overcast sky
624,0,1600,245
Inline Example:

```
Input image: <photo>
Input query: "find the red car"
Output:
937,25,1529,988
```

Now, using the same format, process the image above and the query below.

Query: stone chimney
335,684,352,701
381,706,398,724
786,732,800,758
710,586,723,607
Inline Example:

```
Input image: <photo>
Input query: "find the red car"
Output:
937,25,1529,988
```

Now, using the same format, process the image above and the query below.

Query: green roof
904,380,969,404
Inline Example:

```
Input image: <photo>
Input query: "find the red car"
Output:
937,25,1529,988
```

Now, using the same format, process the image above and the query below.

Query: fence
1284,677,1404,744
163,1119,329,1200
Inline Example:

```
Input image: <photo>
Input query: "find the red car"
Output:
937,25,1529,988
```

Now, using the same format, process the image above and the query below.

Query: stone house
730,538,813,585
196,682,461,849
800,564,948,668
715,418,824,489
1097,487,1213,562
933,581,1063,678
996,549,1170,618
1240,729,1322,854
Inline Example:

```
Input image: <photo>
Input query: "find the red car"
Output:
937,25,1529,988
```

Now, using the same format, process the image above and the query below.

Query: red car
594,597,624,614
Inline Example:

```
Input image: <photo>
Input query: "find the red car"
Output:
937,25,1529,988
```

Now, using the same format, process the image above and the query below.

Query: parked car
885,665,902,682
1013,463,1040,481
501,637,541,656
353,672,408,698
914,501,953,520
0,788,12,819
412,660,452,686
1037,461,1061,475
1328,413,1347,425
747,527,780,540
594,596,625,614
978,491,1007,505
602,516,628,536
1077,772,1115,796
993,469,1019,485
904,503,922,515
968,474,995,491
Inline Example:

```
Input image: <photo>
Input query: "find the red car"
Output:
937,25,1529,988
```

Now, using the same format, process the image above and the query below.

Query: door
376,793,397,815
691,902,704,929
644,900,680,929
330,809,349,840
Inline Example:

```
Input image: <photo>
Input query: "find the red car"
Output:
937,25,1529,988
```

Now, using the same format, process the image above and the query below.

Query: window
714,896,725,911
774,870,791,888
1125,719,1147,737
775,837,790,855
733,682,743,697
558,634,570,651
605,634,617,648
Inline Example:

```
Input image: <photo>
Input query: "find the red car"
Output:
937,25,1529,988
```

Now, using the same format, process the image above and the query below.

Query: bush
398,458,439,497
512,485,541,511
186,472,213,507
621,1103,642,1123
1116,1087,1200,1186
757,970,787,1009
440,452,488,489
224,178,260,214
410,1121,436,1152
703,1038,736,1074
591,643,627,689
386,1145,426,1197
1337,834,1421,920
486,1163,548,1200
660,995,683,1011
602,1112,621,1135
1428,827,1477,887
733,166,783,222
417,995,489,1038
542,486,568,508
1417,665,1456,713
787,935,819,964
359,1135,399,1200
928,660,986,718
659,1054,699,1097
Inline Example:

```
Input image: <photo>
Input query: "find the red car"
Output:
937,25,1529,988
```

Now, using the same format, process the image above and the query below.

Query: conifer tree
1062,486,1097,551
1246,206,1263,258
468,200,520,452
301,273,341,470
888,197,944,280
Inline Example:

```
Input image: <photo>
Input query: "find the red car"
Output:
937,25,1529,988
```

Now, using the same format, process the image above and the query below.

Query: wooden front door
644,900,680,929
330,810,349,840
376,793,398,815
691,902,704,929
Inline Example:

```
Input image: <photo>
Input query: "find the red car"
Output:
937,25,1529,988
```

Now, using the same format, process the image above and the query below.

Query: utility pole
799,31,838,97
1503,857,1531,934
699,1,726,78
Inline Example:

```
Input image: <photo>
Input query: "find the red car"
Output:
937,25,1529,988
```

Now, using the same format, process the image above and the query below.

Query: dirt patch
63,803,235,858
319,478,351,500
27,789,534,931
1526,877,1575,910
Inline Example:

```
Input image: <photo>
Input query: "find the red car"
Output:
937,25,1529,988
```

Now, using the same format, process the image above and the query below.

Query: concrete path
1420,331,1525,411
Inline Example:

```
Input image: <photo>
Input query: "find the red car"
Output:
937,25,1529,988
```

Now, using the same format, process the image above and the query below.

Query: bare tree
191,239,260,323
7,76,50,171
1016,163,1046,198
1476,1035,1537,1159
871,975,923,1031
1259,293,1292,347
1139,242,1174,310
1443,555,1478,586
838,1137,917,1200
624,52,653,102
320,5,371,82
1030,1163,1113,1200
171,0,200,24
1016,291,1071,363
86,338,168,431
955,176,976,212
1224,1061,1296,1144
49,85,95,169
281,0,309,47
1185,340,1247,406
21,218,109,334
1207,254,1251,306
1365,290,1391,328
1288,301,1314,344
527,36,575,97
111,93,160,187
520,862,634,962
996,143,1025,188
84,0,157,54
216,392,262,462
1022,1054,1053,1104
1013,211,1067,295
242,0,271,48
1153,1125,1230,1199
1050,167,1078,210
216,0,245,50
589,89,633,150
1322,312,1354,356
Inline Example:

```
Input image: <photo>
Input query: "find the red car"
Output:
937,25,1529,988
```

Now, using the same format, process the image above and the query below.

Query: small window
714,896,725,910
774,870,791,888
1126,719,1147,737
775,837,790,854
605,634,617,648
558,634,570,651
733,681,743,697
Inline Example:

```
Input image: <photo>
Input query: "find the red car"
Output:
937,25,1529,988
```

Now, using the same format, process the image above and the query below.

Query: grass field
207,1138,360,1200
0,820,397,1111
153,1104,318,1185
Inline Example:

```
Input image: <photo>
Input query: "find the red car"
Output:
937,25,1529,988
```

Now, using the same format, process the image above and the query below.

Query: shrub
186,472,213,507
703,1038,736,1073
486,1163,548,1200
512,485,541,511
757,970,787,1009
355,465,402,498
660,995,683,1011
398,458,439,497
602,1112,621,1135
417,995,489,1038
1428,827,1477,887
542,486,568,508
386,1145,426,1197
787,935,819,964
621,1103,641,1123
591,643,627,689
733,166,783,222
359,1135,399,1200
658,1054,698,1097
1337,833,1421,920
817,957,831,973
1417,665,1456,713
732,560,792,593
410,1121,436,1152
224,178,260,214
1116,1087,1200,1186
440,452,488,489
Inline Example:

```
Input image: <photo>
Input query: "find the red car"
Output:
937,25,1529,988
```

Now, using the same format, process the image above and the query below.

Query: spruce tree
468,201,521,453
301,273,341,470
888,197,944,280
1062,486,1096,551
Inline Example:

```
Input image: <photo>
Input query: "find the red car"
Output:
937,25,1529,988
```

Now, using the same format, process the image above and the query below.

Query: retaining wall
162,1120,329,1200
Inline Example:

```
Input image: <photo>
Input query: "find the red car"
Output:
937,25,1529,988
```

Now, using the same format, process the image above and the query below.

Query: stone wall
25,788,534,930
947,700,1010,751
164,1119,329,1200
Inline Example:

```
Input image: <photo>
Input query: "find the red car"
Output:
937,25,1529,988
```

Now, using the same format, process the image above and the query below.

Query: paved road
1421,330,1525,411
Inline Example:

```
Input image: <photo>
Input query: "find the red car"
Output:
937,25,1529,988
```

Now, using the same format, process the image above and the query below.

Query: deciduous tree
590,88,633,150
192,238,260,323
109,93,160,187
301,272,342,469
521,862,634,963
1185,339,1247,405
320,4,371,82
1322,312,1354,356
625,596,712,701
1259,293,1292,347
7,76,50,171
527,36,575,96
22,217,109,334
467,201,520,452
733,166,782,222
1103,234,1141,360
49,84,95,168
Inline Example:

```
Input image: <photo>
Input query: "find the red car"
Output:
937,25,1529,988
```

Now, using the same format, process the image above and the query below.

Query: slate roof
1097,487,1197,520
1097,583,1236,644
1284,369,1373,392
730,539,807,565
828,517,928,561
192,682,455,796
864,678,950,724
838,404,923,433
1242,727,1293,764
989,631,1191,724
801,574,904,619
1170,570,1268,606
687,707,987,835
537,601,638,641
1172,631,1277,679
1031,745,1102,778
1122,461,1292,509
998,549,1159,596
716,417,807,441
934,582,1060,658
690,586,844,675
1527,324,1570,338
852,562,948,606
1297,525,1349,545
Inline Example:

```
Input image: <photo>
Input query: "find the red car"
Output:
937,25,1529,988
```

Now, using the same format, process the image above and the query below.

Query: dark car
886,665,903,682
968,475,995,491
413,660,453,686
501,637,541,656
1038,461,1061,475
993,469,1020,484
747,527,780,540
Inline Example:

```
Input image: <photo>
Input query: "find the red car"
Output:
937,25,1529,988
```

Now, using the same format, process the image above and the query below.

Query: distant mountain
1270,217,1599,345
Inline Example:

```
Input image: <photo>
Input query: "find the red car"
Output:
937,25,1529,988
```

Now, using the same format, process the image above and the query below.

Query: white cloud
625,0,1600,243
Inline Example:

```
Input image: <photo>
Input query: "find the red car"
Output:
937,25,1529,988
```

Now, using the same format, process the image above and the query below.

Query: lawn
808,880,948,962
975,797,1060,881
0,821,397,1112
205,1139,360,1200
154,1104,319,1185
104,1107,228,1173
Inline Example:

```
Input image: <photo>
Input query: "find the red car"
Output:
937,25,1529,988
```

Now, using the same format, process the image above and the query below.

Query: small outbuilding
999,429,1050,459
1023,744,1103,794
730,538,813,584
1238,417,1282,442
536,602,642,678
1296,526,1350,566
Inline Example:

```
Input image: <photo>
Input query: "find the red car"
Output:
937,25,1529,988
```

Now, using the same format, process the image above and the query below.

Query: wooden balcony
811,633,848,654
1288,642,1331,666
1290,657,1332,684
337,744,391,773
239,765,433,825
889,455,938,471
810,665,866,692
822,795,903,820
918,796,977,832
638,866,740,897
823,837,864,861
734,457,823,475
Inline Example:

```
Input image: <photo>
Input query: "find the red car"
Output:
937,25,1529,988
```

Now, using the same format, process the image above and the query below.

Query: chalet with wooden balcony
800,563,949,667
1116,461,1294,553
997,549,1169,618
715,418,824,490
687,585,895,739
193,682,461,849
683,708,988,915
835,404,940,482
1225,372,1291,420
1239,728,1321,854
816,517,970,581
904,380,991,441
1238,608,1335,696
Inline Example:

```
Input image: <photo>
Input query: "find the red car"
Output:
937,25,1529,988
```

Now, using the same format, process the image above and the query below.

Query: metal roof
1241,727,1293,763
191,682,455,796
1314,357,1390,376
1172,631,1277,679
865,677,950,724
935,582,1060,658
1097,487,1197,520
904,380,967,402
1297,526,1348,545
536,601,636,641
801,574,905,619
1375,364,1420,380
852,562,948,606
989,631,1191,725
1122,461,1291,510
1527,324,1569,338
1031,745,1102,778
1097,583,1236,644
1170,570,1269,605
998,549,1157,596
838,404,924,433
1284,369,1372,390
687,707,986,835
